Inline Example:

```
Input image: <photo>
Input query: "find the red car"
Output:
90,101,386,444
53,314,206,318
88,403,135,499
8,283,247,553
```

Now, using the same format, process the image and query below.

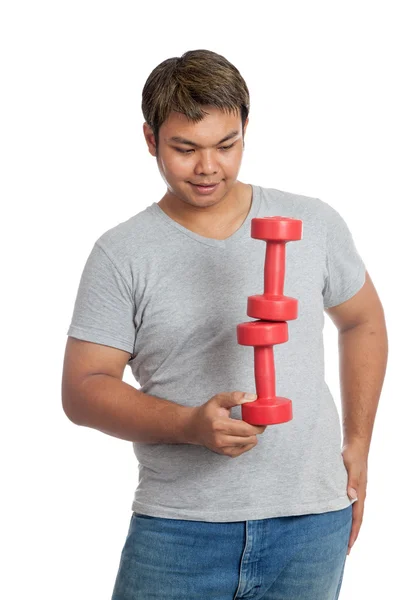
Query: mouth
189,182,220,194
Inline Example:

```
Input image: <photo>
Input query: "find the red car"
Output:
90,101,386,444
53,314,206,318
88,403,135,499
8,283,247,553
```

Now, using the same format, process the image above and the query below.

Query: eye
175,143,235,154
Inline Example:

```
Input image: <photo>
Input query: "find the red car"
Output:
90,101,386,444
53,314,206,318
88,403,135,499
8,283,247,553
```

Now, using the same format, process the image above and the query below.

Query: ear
143,122,157,157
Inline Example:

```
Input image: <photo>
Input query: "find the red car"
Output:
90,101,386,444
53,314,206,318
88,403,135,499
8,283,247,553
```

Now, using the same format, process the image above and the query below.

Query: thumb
342,448,361,501
217,391,257,409
239,392,258,403
347,480,359,501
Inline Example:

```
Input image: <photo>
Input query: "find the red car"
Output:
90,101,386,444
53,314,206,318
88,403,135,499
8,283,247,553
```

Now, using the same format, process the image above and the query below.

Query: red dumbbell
248,217,302,321
237,216,303,425
237,320,291,425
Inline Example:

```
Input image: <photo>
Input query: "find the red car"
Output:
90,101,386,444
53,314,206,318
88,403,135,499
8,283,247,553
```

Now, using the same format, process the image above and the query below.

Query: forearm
338,319,388,455
65,374,196,445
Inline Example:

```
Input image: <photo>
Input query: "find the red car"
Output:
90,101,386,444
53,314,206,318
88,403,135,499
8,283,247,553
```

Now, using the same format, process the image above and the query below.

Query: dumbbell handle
254,345,276,399
265,241,286,296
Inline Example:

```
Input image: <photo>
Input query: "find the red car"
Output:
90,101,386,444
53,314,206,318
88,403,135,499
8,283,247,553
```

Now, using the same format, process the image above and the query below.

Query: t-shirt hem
66,326,134,354
131,495,355,522
323,264,366,309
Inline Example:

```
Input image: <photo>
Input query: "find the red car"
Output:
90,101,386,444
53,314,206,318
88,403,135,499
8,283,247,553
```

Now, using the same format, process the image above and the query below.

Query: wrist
179,406,199,445
342,437,370,456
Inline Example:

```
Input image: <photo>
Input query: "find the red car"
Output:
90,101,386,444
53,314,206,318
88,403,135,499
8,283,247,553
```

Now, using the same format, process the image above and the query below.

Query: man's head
142,49,250,209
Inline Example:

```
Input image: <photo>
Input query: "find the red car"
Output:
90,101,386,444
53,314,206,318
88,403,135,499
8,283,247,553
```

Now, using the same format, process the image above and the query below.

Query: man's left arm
325,270,388,555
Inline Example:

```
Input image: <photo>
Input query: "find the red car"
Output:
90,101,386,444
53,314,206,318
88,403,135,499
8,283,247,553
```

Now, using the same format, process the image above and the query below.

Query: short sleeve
321,201,366,309
66,241,136,355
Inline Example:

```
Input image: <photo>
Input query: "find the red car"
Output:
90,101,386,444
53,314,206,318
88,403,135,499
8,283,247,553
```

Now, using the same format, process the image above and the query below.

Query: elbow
61,379,82,425
62,395,80,425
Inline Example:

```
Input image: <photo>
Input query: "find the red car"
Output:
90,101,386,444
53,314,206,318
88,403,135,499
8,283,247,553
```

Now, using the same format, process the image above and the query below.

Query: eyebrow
166,129,240,148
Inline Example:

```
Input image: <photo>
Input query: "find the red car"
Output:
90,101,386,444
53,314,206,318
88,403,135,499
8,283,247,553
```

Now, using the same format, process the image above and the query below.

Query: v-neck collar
149,184,262,249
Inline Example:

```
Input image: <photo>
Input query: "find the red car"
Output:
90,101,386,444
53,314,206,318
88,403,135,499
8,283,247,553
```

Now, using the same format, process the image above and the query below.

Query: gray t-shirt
67,184,365,522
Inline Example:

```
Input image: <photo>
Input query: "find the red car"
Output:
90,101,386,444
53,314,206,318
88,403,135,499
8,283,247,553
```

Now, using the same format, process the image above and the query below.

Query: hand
188,391,267,458
341,441,368,555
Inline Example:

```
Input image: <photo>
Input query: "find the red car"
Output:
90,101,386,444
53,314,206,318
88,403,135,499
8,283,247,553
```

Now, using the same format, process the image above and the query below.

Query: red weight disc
247,294,298,321
241,397,293,425
251,216,302,241
237,320,288,346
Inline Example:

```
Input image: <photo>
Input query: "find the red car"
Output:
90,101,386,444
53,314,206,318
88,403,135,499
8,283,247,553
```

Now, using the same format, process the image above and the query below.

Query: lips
189,181,220,194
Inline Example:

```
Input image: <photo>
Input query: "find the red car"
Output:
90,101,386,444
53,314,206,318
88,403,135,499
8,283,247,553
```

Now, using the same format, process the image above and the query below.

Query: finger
221,435,256,446
347,499,364,554
226,442,255,457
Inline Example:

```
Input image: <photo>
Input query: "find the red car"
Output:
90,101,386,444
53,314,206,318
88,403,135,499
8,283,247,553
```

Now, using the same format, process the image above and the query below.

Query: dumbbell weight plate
251,216,303,241
237,320,288,346
247,294,298,321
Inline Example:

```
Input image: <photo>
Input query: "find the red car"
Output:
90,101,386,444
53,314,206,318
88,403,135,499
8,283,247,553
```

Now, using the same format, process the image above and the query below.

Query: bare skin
143,105,253,240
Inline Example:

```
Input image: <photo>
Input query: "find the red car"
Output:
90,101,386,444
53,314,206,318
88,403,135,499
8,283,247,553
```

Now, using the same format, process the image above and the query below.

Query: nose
193,151,219,176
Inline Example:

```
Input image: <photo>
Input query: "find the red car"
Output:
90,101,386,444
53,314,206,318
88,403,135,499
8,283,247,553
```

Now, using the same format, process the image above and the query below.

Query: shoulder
94,205,154,263
256,186,335,242
258,186,329,217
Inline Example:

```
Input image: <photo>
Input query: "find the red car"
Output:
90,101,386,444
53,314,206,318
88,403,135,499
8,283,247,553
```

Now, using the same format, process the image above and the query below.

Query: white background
1,1,398,598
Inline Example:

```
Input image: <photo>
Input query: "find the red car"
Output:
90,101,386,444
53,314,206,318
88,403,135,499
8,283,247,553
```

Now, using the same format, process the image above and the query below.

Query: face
143,106,248,209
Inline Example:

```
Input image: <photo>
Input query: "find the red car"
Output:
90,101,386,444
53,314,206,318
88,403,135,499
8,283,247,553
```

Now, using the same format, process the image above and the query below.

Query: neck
158,181,252,229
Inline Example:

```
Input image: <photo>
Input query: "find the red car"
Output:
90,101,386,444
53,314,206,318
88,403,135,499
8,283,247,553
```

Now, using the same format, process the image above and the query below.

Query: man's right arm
62,337,196,445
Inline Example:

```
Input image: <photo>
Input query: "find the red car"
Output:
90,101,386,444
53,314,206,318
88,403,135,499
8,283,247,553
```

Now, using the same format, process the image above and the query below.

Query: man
62,49,388,599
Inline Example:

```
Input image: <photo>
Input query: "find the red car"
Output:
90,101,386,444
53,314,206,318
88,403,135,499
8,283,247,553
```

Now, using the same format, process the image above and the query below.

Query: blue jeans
111,504,352,600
